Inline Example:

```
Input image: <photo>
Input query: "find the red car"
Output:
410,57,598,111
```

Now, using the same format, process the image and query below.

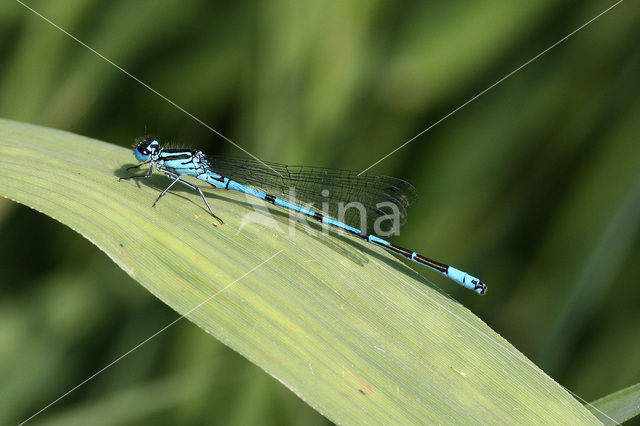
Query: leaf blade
0,118,599,424
589,382,640,425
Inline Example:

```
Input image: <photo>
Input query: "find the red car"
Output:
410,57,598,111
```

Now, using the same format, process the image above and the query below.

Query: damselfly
120,138,487,295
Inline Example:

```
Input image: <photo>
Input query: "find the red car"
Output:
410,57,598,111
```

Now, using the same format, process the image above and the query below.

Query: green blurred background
1,0,638,424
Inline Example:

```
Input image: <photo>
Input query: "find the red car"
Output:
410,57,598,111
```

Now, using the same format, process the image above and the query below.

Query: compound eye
134,146,151,161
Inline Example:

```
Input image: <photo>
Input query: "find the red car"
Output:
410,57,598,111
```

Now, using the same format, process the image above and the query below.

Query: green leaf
588,382,640,425
0,118,599,424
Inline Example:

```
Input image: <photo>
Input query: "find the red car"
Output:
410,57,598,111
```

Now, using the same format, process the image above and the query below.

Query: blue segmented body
121,138,487,295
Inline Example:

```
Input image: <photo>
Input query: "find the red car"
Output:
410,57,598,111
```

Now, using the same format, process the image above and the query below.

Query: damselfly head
134,137,161,161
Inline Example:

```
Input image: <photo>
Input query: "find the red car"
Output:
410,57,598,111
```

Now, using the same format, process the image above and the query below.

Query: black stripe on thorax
160,151,195,161
163,148,197,154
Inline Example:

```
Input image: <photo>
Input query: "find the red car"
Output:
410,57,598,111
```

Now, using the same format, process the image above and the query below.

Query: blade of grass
588,382,640,425
0,118,599,424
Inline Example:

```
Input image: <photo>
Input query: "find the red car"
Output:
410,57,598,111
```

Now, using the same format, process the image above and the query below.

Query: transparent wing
206,155,418,235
